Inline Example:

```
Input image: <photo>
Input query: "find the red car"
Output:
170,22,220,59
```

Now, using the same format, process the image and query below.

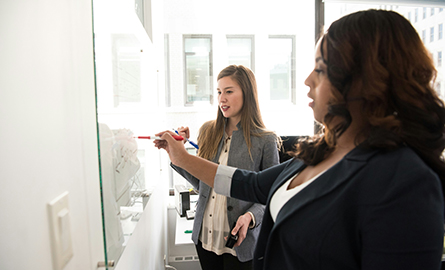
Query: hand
154,130,189,167
225,213,253,248
176,126,190,144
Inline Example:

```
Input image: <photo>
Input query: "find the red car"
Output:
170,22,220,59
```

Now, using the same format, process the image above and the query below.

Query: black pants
195,240,253,270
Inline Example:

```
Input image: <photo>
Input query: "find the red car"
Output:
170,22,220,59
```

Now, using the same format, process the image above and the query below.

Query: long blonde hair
197,65,276,160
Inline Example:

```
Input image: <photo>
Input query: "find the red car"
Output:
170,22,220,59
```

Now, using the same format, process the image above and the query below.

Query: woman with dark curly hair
156,9,445,270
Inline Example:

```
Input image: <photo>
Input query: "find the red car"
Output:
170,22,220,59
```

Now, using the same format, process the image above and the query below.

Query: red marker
136,135,184,141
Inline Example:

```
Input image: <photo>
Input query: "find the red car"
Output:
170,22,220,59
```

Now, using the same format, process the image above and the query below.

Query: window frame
183,34,214,106
164,34,171,107
438,51,443,67
430,26,435,42
226,35,256,72
268,35,297,104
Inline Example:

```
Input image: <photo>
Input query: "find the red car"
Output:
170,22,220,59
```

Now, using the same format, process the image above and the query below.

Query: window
324,2,445,107
183,35,213,105
430,27,434,42
164,34,171,107
268,36,295,103
164,1,316,190
439,51,443,67
437,82,442,98
226,36,255,71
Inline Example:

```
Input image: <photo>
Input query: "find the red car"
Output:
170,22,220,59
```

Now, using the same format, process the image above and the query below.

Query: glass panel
163,0,315,153
92,0,162,267
227,36,254,70
268,36,294,101
163,0,316,190
439,23,443,40
324,2,445,100
184,36,213,105
439,51,443,67
431,26,435,42
165,34,171,107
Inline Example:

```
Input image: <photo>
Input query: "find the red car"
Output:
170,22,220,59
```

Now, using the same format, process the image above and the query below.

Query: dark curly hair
295,9,445,189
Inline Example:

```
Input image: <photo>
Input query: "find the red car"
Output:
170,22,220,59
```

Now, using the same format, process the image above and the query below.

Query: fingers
154,130,190,167
177,129,188,144
231,215,251,248
177,126,190,139
153,130,174,150
155,130,176,138
153,130,175,150
160,131,175,141
153,139,166,149
155,130,177,144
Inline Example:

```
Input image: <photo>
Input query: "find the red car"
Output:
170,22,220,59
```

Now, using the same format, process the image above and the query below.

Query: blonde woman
172,65,279,270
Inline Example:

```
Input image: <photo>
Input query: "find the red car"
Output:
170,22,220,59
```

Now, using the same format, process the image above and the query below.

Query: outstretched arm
154,130,218,187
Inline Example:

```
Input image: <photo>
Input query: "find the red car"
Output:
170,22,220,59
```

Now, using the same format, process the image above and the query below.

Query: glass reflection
92,0,159,266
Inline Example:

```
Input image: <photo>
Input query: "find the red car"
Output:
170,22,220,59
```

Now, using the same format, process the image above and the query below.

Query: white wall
0,1,104,269
0,1,168,270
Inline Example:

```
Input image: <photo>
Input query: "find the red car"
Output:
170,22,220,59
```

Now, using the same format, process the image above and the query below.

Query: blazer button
227,206,233,211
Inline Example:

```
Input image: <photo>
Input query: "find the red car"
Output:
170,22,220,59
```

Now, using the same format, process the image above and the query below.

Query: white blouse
200,133,237,256
269,170,326,222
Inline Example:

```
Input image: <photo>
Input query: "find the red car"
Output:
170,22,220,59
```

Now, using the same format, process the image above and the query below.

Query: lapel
273,146,379,227
269,158,306,197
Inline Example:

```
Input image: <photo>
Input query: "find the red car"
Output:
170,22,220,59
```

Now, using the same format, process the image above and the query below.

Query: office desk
168,195,201,270
175,214,194,244
175,195,197,245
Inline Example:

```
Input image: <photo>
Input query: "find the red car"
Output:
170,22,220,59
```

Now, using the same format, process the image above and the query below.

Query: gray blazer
171,123,279,262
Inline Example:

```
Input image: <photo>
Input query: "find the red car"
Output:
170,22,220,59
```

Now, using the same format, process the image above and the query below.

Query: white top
200,134,237,256
269,170,326,222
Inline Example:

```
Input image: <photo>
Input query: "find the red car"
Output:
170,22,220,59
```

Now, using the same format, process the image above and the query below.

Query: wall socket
48,191,73,270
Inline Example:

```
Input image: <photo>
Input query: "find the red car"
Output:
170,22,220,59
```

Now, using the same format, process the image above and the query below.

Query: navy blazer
227,146,444,270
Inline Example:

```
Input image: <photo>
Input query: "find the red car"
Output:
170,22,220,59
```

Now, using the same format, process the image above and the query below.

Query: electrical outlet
48,192,73,270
